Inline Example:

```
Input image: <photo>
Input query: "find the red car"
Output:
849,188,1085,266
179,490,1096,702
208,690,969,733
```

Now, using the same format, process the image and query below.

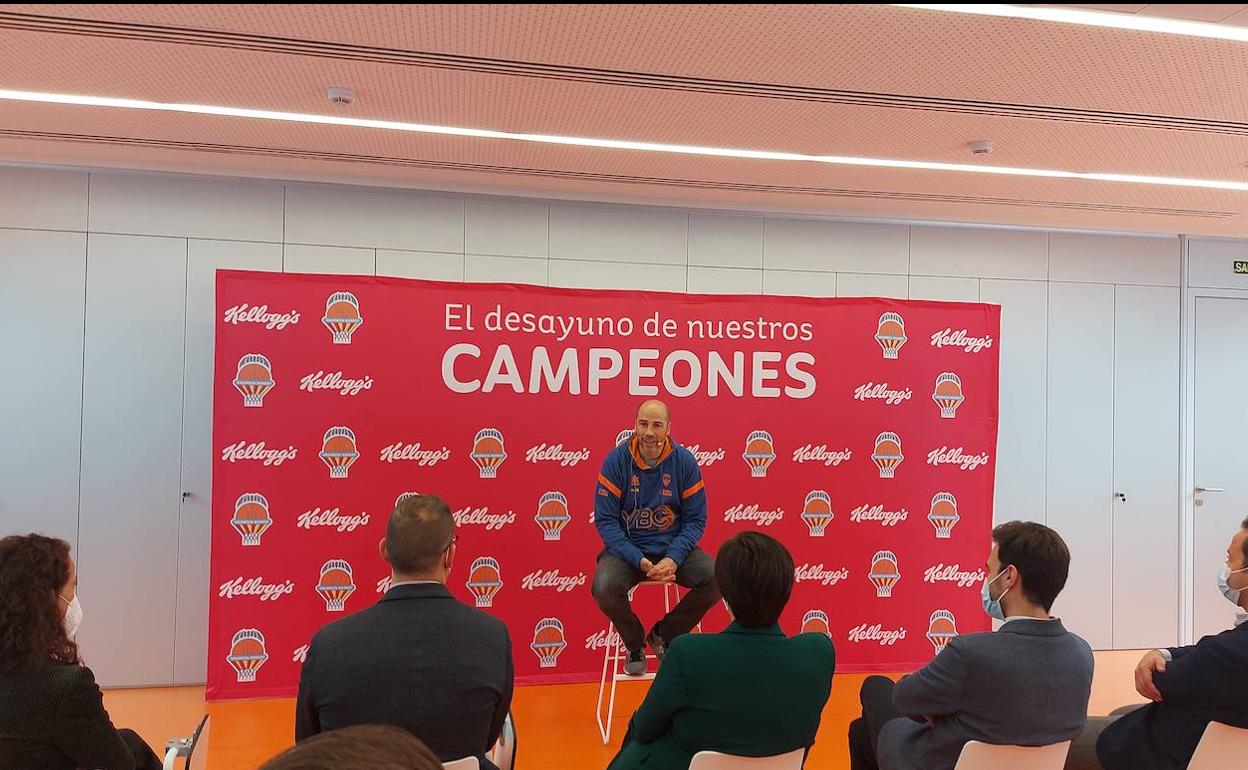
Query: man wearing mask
1067,518,1248,770
591,399,720,677
848,521,1094,770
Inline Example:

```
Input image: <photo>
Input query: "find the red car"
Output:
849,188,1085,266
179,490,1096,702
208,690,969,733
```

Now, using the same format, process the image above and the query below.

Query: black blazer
1098,622,1248,770
295,582,514,769
0,661,142,770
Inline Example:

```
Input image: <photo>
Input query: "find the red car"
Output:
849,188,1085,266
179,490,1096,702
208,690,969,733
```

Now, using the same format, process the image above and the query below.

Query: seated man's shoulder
791,630,836,656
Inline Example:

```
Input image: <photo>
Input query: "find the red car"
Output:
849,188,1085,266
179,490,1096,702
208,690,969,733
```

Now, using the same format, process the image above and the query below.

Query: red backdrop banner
207,270,1000,700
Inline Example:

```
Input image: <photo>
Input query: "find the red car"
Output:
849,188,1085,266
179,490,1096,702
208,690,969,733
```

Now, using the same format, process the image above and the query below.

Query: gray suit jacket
878,618,1094,770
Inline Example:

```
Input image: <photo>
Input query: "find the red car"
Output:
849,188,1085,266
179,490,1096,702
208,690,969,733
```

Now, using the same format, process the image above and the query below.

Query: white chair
1188,721,1248,769
487,712,516,770
952,739,1071,770
688,747,805,769
442,757,480,770
595,579,699,744
162,715,209,770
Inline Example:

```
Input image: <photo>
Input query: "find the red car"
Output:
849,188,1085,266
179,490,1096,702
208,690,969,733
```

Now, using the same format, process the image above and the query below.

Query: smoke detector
968,139,994,155
326,87,355,106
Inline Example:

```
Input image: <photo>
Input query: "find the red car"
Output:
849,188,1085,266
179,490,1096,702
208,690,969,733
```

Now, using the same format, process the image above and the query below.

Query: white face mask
59,593,83,641
1217,565,1248,607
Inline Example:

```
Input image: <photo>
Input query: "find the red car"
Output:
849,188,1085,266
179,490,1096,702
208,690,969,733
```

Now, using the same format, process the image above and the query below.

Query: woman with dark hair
260,724,442,770
0,533,162,770
607,531,836,769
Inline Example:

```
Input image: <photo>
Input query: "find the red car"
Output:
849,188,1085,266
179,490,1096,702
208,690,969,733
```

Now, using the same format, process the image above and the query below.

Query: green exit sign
1236,261,1248,275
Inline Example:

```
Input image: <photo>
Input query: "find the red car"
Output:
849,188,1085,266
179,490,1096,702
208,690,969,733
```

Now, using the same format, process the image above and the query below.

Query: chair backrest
688,748,805,769
186,715,210,770
1188,721,1248,769
953,740,1071,770
488,712,516,770
443,757,480,770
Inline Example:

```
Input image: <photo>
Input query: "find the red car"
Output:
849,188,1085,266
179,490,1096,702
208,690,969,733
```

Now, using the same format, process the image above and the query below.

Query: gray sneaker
646,629,667,665
623,648,646,676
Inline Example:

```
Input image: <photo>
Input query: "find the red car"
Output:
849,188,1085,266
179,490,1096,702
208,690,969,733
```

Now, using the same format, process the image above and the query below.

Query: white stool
595,580,699,744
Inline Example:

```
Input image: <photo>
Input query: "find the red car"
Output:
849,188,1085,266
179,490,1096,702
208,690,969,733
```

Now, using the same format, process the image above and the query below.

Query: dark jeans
849,676,905,770
590,547,720,651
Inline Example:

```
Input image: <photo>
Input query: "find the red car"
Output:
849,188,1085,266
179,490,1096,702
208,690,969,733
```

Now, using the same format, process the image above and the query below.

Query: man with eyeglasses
295,493,513,770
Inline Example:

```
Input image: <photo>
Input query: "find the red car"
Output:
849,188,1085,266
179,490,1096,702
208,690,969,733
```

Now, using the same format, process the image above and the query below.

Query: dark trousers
590,548,720,651
849,676,905,770
1063,705,1145,770
120,728,163,770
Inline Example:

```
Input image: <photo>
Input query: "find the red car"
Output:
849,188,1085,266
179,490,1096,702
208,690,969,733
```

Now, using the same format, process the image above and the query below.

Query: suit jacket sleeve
486,627,514,750
54,666,136,770
629,641,688,743
294,637,321,741
892,640,966,718
1155,633,1227,708
664,457,706,565
594,455,644,567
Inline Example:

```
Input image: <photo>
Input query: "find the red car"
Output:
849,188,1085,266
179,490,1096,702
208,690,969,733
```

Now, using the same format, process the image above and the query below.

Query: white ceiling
2,4,1248,235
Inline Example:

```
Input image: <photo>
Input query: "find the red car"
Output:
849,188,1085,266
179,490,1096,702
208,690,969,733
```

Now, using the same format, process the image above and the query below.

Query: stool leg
596,623,616,744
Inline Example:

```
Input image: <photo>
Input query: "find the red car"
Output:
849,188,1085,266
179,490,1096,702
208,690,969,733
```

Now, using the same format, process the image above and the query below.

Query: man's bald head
637,399,670,422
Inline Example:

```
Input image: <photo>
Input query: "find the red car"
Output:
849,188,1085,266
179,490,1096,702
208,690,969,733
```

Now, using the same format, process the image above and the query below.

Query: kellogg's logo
686,443,727,467
454,505,517,531
854,382,913,406
848,623,908,646
379,442,451,466
930,328,994,353
218,576,295,602
223,303,300,330
923,563,987,588
723,503,784,527
375,575,392,594
794,563,850,586
585,628,625,652
299,370,374,397
292,644,309,664
296,507,370,533
525,443,591,467
791,444,852,467
521,569,588,593
850,503,909,528
926,446,991,471
221,441,297,467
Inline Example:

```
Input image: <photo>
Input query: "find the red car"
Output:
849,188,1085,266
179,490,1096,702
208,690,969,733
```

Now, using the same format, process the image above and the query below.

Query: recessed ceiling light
892,4,1248,43
2,88,1247,192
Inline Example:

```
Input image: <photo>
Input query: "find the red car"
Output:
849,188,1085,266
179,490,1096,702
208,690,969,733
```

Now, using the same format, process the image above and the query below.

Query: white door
1192,296,1248,640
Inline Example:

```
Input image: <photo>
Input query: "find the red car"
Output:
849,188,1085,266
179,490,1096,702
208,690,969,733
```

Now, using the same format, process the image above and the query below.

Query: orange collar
630,435,673,468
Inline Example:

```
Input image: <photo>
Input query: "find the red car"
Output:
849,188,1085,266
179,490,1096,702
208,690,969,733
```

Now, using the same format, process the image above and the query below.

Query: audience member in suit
1064,517,1248,770
607,531,836,770
262,725,441,770
849,521,1094,770
0,533,162,770
295,494,513,770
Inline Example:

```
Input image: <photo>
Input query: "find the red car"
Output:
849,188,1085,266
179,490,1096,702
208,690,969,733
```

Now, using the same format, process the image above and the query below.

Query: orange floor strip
102,650,1146,769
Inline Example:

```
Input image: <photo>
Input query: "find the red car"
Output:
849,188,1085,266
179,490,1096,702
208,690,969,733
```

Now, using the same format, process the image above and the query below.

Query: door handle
1195,486,1225,494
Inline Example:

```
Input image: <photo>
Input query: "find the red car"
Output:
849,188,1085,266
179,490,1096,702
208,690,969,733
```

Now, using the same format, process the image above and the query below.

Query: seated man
607,532,836,769
261,725,441,770
295,494,513,770
849,521,1094,770
1068,518,1248,770
591,398,720,676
